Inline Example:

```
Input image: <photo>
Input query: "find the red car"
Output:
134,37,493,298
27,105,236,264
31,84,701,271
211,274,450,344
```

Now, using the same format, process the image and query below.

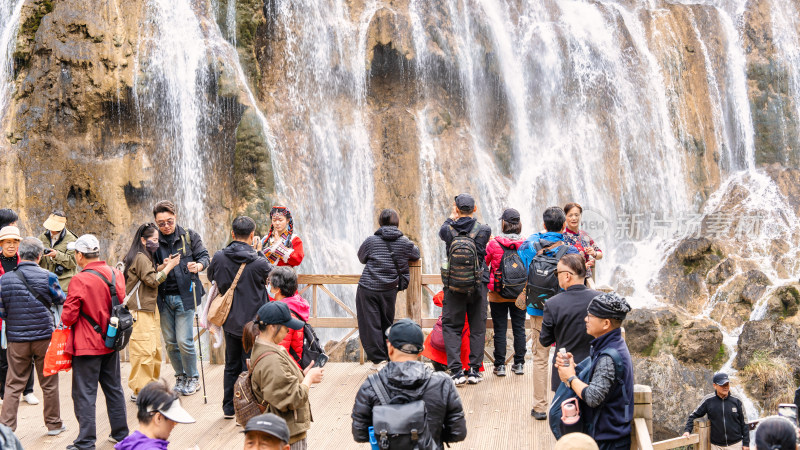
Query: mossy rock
766,284,800,318
233,107,274,232
13,0,55,70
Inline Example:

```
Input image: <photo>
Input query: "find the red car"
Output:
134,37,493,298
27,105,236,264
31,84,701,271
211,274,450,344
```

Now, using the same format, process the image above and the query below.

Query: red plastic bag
44,328,72,376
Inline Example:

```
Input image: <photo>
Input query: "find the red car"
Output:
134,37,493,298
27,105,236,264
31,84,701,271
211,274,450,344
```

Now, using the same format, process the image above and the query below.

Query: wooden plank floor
15,361,556,449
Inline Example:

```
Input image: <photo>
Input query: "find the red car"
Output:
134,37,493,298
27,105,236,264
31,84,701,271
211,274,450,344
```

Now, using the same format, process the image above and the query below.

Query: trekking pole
192,281,208,404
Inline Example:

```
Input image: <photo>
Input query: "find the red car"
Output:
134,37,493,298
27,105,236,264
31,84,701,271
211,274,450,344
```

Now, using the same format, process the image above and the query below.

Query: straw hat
43,213,66,232
554,433,599,450
0,226,22,242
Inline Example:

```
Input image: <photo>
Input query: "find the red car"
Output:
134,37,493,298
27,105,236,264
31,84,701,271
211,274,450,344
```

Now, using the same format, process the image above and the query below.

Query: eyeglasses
155,219,175,228
557,270,575,276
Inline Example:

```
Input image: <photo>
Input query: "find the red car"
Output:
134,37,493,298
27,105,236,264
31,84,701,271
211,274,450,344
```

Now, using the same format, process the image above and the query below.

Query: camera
54,265,65,276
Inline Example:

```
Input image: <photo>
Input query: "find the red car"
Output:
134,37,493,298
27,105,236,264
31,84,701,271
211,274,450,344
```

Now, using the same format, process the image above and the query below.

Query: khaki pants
711,443,743,450
0,339,62,431
128,310,162,395
530,315,549,413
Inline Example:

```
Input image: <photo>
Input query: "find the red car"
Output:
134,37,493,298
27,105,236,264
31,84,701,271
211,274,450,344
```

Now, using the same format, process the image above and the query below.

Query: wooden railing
631,385,709,450
297,259,538,364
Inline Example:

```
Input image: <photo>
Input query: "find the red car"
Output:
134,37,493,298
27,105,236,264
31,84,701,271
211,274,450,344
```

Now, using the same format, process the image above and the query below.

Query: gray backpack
368,374,436,450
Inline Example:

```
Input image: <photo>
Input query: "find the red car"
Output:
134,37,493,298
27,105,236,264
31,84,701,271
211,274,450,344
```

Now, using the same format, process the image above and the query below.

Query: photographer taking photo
38,211,78,294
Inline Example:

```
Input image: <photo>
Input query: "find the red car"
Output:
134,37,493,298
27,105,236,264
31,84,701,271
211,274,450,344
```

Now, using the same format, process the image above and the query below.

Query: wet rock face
673,320,723,366
734,320,800,379
634,354,714,441
624,308,680,356
765,284,800,319
743,0,800,167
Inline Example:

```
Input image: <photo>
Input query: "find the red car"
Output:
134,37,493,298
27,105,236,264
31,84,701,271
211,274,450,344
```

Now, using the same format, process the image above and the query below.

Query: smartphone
170,253,180,259
315,353,329,369
778,403,798,424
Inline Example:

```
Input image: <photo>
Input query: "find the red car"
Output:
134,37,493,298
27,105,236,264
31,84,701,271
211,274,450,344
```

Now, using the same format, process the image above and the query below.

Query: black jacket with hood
351,360,467,449
154,225,210,311
207,241,273,337
357,226,420,292
438,217,492,264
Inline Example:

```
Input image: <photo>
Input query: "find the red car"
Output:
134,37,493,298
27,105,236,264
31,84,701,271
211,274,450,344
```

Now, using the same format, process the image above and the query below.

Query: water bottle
105,317,118,349
368,427,379,450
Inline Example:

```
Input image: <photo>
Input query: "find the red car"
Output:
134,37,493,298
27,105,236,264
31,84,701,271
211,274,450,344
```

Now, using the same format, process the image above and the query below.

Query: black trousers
223,332,248,415
489,301,527,365
0,346,34,398
71,352,128,449
442,284,488,373
355,286,397,363
597,436,631,450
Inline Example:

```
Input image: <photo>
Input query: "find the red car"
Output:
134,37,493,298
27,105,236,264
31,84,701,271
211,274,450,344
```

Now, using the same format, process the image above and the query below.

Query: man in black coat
438,194,492,385
351,319,467,449
207,215,273,419
540,253,600,391
152,200,211,396
683,372,750,449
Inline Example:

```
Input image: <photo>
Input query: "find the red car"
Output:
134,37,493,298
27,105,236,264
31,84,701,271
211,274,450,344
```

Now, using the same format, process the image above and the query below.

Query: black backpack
525,240,569,310
441,223,481,294
493,241,527,299
368,374,435,450
81,269,135,351
288,312,326,370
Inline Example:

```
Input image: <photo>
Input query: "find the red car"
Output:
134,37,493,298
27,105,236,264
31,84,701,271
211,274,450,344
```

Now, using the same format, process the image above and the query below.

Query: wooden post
407,260,422,323
633,385,653,441
695,418,710,450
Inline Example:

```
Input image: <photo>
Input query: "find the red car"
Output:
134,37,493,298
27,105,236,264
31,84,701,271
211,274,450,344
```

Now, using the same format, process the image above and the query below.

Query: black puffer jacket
357,226,420,292
351,361,467,448
207,241,273,337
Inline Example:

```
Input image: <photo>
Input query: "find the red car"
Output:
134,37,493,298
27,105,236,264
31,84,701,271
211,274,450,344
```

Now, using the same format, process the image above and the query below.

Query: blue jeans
158,295,198,378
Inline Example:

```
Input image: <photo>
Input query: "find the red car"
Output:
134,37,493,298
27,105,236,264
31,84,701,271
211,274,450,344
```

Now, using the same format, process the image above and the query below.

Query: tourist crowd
0,195,795,450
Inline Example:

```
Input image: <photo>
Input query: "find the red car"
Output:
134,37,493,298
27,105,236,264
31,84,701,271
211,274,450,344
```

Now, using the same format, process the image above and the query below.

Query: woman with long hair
260,206,304,267
123,223,180,400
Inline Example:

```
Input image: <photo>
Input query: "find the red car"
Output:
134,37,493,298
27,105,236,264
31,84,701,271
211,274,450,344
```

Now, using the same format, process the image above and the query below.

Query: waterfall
0,0,25,130
135,0,212,235
259,0,377,320
226,0,237,46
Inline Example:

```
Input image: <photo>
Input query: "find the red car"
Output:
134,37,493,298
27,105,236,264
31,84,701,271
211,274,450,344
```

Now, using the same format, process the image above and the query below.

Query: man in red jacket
62,235,129,449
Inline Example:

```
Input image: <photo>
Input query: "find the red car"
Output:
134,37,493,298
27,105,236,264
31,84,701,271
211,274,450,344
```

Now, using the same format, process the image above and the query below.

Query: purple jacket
115,431,169,450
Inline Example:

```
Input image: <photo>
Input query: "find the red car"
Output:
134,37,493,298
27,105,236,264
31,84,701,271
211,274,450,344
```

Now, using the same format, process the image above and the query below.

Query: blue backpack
548,348,630,440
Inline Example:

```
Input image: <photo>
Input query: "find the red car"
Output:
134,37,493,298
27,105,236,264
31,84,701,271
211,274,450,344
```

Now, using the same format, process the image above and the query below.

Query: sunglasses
155,219,175,228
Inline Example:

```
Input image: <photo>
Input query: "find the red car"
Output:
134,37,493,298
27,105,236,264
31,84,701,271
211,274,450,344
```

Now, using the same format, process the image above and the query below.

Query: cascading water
0,0,25,130
136,0,212,236
259,0,377,320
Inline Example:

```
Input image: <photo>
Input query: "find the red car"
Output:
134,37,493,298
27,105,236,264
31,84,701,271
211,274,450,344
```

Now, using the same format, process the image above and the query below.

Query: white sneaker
23,393,39,405
370,361,387,371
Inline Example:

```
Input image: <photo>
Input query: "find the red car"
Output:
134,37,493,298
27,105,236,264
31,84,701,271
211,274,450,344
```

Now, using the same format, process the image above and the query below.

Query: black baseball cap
386,318,424,354
499,208,520,224
243,413,290,443
713,373,730,385
454,193,475,212
257,302,303,330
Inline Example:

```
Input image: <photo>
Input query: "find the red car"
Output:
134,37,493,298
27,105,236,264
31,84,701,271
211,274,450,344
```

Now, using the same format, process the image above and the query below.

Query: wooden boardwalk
14,361,556,449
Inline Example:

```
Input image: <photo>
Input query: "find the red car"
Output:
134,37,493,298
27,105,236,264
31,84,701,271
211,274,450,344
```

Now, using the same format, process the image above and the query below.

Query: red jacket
420,292,483,371
484,235,526,292
279,293,310,367
263,235,305,267
62,261,126,356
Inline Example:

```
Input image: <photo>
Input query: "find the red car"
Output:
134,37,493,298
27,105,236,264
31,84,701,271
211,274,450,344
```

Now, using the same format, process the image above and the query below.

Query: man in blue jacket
683,373,750,449
518,206,578,419
0,237,66,435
